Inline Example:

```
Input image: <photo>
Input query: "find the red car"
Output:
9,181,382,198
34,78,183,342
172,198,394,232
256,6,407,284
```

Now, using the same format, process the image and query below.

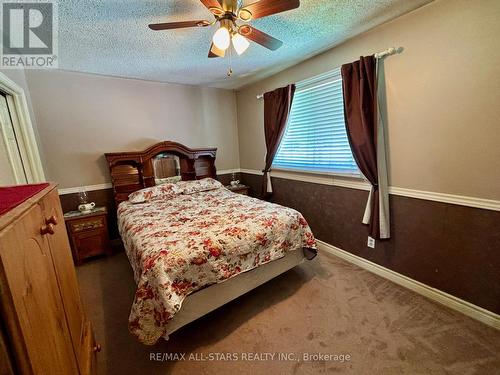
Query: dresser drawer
69,217,105,233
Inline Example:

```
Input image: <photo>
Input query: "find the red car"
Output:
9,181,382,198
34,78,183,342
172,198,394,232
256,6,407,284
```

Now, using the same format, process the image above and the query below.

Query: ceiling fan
149,0,300,58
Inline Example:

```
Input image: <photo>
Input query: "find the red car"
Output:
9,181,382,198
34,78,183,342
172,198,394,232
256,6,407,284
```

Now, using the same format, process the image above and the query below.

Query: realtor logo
1,1,58,68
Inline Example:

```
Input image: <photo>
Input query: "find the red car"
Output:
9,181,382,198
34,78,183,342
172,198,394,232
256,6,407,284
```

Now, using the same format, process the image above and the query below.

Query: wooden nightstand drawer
64,207,111,265
69,217,105,233
234,188,249,195
225,184,250,195
73,230,107,259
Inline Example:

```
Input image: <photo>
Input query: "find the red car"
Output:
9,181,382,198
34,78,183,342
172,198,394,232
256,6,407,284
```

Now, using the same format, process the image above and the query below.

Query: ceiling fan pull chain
227,46,233,77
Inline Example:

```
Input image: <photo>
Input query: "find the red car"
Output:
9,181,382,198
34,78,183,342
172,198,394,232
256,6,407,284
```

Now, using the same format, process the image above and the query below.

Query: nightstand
64,207,111,265
226,184,250,195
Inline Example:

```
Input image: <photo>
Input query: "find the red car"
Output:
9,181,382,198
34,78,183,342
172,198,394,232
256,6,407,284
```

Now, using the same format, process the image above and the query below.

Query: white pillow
177,178,223,195
128,183,181,204
155,175,182,185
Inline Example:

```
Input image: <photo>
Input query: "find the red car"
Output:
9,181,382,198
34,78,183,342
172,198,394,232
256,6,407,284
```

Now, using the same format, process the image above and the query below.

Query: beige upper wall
236,0,500,200
25,70,240,188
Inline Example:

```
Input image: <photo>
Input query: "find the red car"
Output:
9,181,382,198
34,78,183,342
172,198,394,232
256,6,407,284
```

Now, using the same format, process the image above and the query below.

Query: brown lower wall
240,172,500,315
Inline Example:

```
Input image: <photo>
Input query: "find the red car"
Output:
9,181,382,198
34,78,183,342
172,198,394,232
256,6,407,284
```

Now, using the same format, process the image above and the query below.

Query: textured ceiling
58,0,432,89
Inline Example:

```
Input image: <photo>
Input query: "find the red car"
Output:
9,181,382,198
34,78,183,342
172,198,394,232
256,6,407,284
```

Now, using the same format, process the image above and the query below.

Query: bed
105,142,317,345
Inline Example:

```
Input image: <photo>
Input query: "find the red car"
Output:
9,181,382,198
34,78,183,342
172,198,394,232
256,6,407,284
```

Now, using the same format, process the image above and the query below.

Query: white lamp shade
213,27,230,50
232,33,249,55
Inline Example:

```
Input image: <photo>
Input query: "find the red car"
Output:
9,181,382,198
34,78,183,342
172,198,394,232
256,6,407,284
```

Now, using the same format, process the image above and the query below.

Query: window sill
268,168,371,191
271,167,362,180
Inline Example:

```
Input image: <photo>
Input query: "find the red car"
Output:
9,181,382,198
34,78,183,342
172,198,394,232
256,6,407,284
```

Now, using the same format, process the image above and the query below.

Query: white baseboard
216,169,239,175
57,168,500,212
58,169,239,195
58,183,112,195
316,240,500,330
239,168,500,211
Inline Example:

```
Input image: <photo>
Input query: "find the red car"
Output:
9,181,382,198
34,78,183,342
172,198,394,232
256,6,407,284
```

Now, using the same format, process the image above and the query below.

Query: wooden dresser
0,183,98,374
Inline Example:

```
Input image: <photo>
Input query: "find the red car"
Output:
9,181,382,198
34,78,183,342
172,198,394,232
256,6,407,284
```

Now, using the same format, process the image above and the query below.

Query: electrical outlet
367,236,375,248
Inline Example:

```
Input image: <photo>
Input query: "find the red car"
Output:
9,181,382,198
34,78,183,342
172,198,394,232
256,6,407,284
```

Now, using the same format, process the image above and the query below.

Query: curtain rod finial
375,47,397,59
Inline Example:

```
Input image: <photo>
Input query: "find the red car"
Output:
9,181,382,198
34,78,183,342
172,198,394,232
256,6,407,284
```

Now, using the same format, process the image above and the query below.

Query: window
273,68,359,175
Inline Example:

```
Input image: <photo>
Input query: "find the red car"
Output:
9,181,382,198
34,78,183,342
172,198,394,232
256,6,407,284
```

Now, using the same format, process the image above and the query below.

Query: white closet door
0,94,27,185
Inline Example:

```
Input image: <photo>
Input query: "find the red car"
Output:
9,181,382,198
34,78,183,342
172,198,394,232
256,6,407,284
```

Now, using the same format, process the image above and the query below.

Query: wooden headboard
105,141,217,205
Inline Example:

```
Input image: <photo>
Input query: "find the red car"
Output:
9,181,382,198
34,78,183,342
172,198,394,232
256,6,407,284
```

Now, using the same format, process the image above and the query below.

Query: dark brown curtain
341,56,380,238
261,84,296,199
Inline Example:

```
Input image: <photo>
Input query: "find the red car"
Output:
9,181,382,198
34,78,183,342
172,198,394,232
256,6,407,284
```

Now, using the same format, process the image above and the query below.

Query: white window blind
273,68,359,175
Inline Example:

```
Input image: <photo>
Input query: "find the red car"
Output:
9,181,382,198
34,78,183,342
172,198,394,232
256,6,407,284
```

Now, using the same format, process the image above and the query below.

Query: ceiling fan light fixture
213,26,230,50
232,33,249,55
149,0,294,60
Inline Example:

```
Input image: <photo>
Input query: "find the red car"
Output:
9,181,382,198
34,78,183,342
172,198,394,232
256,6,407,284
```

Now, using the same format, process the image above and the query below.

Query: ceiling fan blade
149,20,210,30
239,25,283,50
200,0,221,8
208,43,225,58
200,0,224,16
239,0,299,20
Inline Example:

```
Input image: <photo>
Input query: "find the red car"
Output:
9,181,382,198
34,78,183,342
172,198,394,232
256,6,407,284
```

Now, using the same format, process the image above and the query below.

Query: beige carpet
76,251,500,375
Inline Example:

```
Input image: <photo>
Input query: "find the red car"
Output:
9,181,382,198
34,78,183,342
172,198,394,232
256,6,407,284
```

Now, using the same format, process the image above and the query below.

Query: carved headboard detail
105,141,217,205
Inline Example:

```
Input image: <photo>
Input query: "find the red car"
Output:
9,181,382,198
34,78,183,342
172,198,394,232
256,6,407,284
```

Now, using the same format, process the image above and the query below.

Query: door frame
0,72,45,183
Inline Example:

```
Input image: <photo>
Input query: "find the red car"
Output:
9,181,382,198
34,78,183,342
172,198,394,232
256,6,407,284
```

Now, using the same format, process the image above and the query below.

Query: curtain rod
256,47,397,99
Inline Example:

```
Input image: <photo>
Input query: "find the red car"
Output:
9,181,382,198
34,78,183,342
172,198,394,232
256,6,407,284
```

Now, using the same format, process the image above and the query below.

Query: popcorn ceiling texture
58,0,431,88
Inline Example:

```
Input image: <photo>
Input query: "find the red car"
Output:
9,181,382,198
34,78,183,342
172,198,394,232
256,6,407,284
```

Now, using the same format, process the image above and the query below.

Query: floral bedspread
118,187,316,345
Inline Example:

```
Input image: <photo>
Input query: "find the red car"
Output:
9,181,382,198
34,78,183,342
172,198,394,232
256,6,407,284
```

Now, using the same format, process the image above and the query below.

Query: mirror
153,153,181,185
